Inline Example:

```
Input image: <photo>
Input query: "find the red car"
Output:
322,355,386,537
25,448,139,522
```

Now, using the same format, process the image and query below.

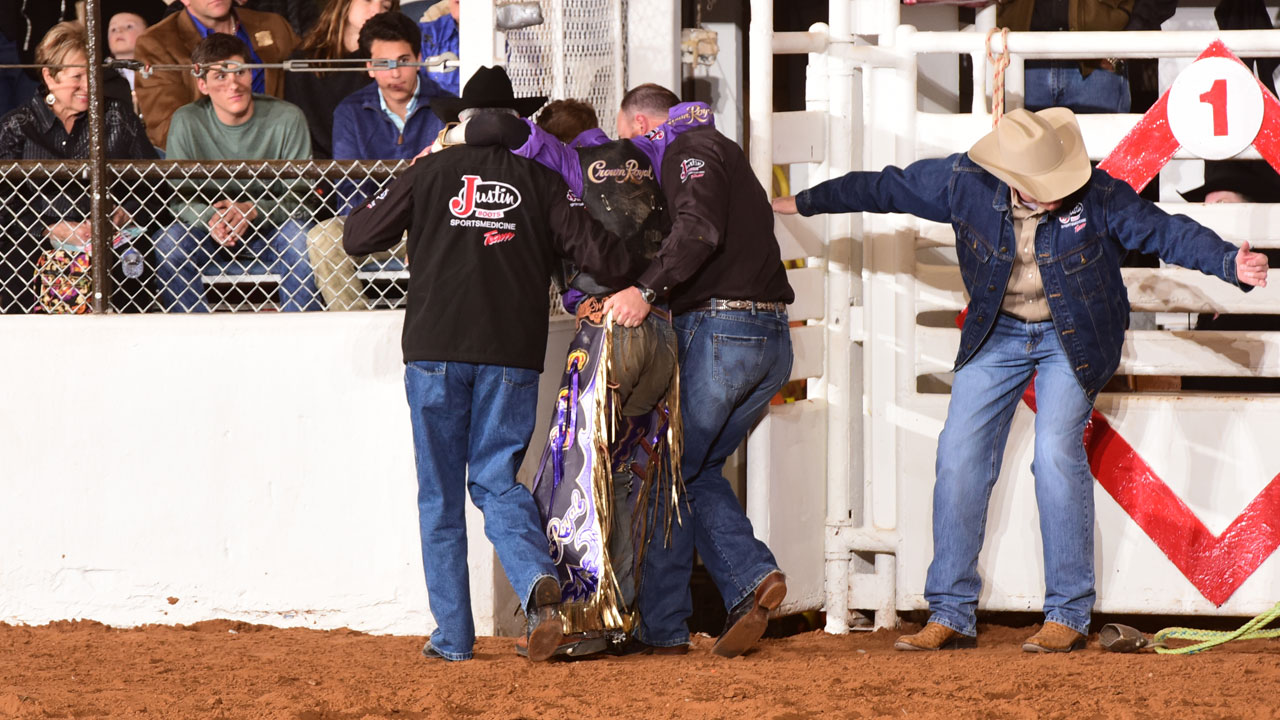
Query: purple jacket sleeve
511,101,714,193
511,121,585,196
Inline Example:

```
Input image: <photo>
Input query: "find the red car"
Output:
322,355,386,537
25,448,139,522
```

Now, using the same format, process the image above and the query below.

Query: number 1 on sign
1167,55,1263,160
1200,79,1229,136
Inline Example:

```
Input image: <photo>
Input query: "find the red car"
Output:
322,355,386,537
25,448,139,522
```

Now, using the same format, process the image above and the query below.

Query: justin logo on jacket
449,174,523,219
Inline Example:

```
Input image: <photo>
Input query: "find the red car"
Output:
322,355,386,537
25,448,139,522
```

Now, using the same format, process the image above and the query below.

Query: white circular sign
1167,56,1265,160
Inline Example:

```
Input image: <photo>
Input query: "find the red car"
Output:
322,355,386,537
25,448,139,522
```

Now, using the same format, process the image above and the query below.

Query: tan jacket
996,0,1135,33
997,0,1135,76
134,8,299,150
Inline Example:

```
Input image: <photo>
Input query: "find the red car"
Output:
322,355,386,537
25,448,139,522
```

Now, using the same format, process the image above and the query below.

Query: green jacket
166,95,315,228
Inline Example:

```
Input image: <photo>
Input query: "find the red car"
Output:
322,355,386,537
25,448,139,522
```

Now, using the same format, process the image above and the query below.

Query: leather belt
692,299,788,313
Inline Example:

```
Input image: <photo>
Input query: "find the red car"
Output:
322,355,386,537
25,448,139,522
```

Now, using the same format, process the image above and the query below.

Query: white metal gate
752,0,1280,632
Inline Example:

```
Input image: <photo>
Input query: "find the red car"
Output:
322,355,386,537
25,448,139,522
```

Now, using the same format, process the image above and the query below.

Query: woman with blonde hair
0,21,157,314
285,0,399,159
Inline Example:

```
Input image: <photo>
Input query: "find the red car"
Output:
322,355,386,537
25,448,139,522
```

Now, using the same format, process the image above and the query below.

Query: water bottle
120,247,144,279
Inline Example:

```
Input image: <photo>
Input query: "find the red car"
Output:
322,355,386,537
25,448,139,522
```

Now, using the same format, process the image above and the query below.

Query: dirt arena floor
0,618,1277,720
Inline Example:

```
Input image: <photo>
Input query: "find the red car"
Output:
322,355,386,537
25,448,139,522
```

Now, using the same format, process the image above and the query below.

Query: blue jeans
152,219,321,312
1025,62,1131,114
405,361,559,661
926,313,1097,637
635,307,793,647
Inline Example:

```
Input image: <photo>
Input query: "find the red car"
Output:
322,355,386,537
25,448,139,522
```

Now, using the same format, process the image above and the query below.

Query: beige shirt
1001,191,1052,321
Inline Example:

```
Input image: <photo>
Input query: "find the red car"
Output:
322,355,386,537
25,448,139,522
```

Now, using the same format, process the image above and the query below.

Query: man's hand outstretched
772,196,798,215
1236,240,1269,288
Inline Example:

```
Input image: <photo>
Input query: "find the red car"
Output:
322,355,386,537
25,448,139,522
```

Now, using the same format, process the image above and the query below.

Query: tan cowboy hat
968,107,1092,202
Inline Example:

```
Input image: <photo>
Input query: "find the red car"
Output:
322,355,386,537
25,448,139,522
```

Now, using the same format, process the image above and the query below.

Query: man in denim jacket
774,108,1269,652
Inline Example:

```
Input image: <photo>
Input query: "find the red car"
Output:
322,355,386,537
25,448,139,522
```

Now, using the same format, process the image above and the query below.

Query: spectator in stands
1000,0,1176,114
1181,160,1280,392
153,33,320,313
774,107,1268,653
108,12,149,110
0,21,158,314
285,0,399,161
163,0,321,39
135,0,300,150
1181,160,1280,207
418,0,458,96
307,11,446,310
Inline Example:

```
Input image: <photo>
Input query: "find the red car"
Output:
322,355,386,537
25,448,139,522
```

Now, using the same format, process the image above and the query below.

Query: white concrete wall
0,312,575,635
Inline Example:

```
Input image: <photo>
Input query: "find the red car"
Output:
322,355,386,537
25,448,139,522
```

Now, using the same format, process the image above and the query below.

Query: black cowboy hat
432,65,547,124
1179,160,1280,203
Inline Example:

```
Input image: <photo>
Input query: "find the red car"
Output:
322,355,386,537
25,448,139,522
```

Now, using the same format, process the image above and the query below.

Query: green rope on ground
1153,601,1280,655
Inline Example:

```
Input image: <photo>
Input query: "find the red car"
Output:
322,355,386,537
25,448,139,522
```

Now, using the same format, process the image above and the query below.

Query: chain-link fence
0,159,417,314
3,0,625,316
0,157,580,315
507,0,626,136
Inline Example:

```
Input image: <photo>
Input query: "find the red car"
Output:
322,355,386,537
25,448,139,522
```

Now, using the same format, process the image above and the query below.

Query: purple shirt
512,101,716,196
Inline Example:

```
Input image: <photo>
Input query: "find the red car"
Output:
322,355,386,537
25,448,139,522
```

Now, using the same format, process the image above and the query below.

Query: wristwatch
636,285,656,304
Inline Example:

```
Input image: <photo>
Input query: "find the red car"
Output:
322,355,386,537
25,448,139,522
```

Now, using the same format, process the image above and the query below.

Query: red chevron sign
1024,388,1280,605
1085,41,1280,603
1098,40,1280,190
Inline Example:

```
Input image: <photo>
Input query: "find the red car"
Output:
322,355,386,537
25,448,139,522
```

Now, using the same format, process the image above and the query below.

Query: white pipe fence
753,0,1280,634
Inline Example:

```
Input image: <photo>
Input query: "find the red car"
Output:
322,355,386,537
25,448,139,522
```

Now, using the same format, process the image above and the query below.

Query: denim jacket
796,153,1247,398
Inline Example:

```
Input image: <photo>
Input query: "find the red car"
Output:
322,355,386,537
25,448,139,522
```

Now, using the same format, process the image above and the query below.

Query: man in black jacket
342,66,639,663
604,84,795,658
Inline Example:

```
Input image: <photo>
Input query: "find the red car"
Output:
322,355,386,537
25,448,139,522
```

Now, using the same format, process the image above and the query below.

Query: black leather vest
566,139,668,295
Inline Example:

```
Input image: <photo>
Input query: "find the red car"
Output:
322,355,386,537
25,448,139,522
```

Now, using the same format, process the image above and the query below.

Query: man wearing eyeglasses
135,0,299,150
154,32,321,313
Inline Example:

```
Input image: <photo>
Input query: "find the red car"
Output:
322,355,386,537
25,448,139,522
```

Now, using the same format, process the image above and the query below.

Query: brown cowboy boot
1022,621,1086,653
514,631,611,660
894,622,977,651
710,571,787,658
523,576,566,662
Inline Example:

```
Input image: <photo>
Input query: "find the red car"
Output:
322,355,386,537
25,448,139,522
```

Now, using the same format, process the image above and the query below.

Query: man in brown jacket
134,0,298,150
996,0,1175,113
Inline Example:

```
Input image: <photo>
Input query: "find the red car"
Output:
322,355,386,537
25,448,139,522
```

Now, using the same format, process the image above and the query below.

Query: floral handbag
35,247,92,314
